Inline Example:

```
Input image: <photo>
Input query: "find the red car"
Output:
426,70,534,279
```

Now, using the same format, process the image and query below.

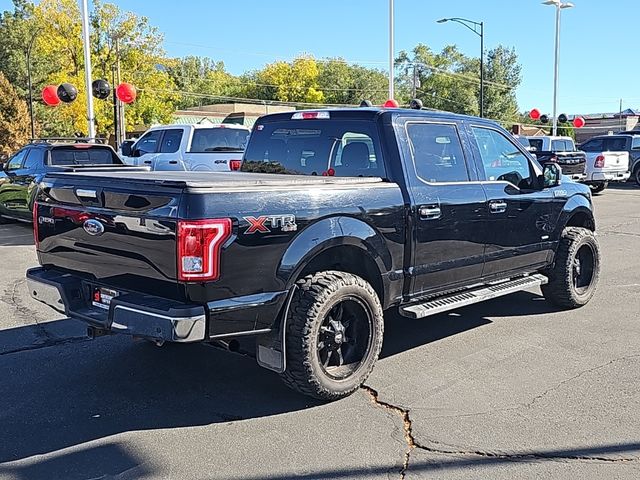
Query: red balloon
572,116,585,129
116,82,137,104
42,85,60,106
383,99,399,108
529,108,541,120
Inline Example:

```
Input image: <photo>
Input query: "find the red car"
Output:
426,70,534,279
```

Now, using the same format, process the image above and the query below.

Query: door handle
489,200,507,214
419,205,442,220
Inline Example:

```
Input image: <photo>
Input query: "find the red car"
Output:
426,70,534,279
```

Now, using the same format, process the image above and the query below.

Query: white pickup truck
578,135,631,193
121,123,251,171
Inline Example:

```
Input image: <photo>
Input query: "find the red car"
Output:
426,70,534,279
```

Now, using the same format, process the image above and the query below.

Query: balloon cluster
529,108,585,129
41,80,137,106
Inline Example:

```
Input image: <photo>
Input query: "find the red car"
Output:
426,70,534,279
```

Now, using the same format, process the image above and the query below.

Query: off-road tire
280,271,384,400
541,227,600,308
589,182,607,194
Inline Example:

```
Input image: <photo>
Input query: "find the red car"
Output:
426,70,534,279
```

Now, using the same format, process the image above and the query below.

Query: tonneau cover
44,171,385,189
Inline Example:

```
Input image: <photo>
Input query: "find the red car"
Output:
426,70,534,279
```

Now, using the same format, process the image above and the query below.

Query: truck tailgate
35,173,184,300
601,151,629,171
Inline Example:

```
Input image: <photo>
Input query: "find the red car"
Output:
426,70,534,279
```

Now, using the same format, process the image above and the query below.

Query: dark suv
0,141,134,223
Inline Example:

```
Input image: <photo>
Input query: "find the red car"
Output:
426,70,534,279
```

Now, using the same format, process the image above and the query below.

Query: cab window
472,126,534,189
135,130,162,155
406,123,469,183
159,129,183,153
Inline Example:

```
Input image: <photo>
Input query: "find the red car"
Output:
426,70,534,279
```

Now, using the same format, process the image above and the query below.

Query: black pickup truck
27,108,600,400
526,136,587,182
0,141,140,223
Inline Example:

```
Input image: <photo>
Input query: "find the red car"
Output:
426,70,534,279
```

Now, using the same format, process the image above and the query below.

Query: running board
400,274,548,319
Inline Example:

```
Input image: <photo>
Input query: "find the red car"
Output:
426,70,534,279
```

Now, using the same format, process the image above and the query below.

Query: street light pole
437,17,484,117
25,28,41,139
388,0,394,100
80,0,96,140
543,0,574,136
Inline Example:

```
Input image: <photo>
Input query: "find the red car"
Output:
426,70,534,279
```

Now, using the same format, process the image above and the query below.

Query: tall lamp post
388,0,394,100
437,17,484,117
25,28,41,139
543,0,574,136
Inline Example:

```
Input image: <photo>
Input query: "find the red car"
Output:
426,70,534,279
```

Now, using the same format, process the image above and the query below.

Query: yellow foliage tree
257,56,324,104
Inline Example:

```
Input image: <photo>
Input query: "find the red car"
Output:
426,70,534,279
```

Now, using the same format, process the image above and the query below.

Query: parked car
27,108,600,400
577,135,631,192
121,124,251,171
526,136,587,182
0,140,146,223
580,134,640,186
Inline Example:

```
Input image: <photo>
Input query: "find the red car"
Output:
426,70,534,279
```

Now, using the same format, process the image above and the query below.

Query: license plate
92,287,118,310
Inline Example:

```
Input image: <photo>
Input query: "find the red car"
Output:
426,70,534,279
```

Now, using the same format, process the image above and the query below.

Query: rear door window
189,128,249,153
159,129,183,153
243,119,385,177
581,138,604,152
406,122,469,183
49,147,119,165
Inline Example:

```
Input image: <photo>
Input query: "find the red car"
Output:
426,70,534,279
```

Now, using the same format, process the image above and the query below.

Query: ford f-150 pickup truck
27,108,600,400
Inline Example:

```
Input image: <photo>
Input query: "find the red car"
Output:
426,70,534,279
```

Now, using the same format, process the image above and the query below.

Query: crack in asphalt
0,336,91,357
0,278,52,341
526,353,640,409
362,378,640,478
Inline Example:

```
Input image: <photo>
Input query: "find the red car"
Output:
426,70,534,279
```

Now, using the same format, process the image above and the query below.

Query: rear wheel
280,271,384,400
589,182,607,194
542,227,600,308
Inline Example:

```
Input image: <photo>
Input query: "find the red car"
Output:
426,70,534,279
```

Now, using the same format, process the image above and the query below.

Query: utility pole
115,37,126,145
412,64,417,99
620,98,623,131
80,0,96,140
26,29,40,139
112,64,119,149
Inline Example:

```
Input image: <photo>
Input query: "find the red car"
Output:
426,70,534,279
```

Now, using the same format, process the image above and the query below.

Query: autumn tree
0,70,30,157
244,56,324,104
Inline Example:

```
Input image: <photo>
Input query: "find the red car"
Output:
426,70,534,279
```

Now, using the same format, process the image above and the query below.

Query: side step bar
400,274,548,319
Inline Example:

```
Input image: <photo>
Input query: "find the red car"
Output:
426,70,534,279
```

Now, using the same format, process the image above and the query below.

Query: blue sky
2,0,638,115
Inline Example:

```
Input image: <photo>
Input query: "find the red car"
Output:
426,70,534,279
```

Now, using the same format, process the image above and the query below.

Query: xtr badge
243,215,297,234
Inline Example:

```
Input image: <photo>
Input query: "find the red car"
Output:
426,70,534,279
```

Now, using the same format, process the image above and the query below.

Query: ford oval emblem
83,219,105,236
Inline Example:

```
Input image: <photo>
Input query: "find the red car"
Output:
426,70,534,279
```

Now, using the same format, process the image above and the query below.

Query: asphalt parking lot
0,184,639,480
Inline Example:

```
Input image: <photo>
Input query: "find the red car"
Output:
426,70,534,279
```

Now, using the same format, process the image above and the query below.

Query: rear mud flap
256,285,297,373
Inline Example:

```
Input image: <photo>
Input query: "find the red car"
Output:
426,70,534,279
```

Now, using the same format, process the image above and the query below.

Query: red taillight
177,219,232,282
229,159,242,171
32,202,39,248
594,155,605,168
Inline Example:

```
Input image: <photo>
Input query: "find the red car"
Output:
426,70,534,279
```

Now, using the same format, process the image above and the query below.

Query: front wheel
541,227,600,308
280,271,384,400
589,182,608,194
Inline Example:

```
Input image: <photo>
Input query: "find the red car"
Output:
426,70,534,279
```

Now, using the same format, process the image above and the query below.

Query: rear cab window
243,118,385,177
189,128,250,153
49,146,120,165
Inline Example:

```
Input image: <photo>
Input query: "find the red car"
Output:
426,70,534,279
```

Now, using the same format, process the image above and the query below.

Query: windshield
49,147,120,165
243,119,385,177
189,128,250,153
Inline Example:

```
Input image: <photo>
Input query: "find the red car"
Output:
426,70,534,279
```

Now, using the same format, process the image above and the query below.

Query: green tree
165,56,238,109
318,58,388,105
0,70,30,157
395,43,522,120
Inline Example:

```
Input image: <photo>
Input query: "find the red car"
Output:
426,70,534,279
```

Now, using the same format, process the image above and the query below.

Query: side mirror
542,162,562,188
120,140,133,157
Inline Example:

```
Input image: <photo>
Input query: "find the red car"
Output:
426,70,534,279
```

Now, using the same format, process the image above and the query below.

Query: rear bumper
27,267,206,343
587,171,631,183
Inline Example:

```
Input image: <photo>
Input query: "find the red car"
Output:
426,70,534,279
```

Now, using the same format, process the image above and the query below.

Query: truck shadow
0,222,34,247
0,291,557,464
